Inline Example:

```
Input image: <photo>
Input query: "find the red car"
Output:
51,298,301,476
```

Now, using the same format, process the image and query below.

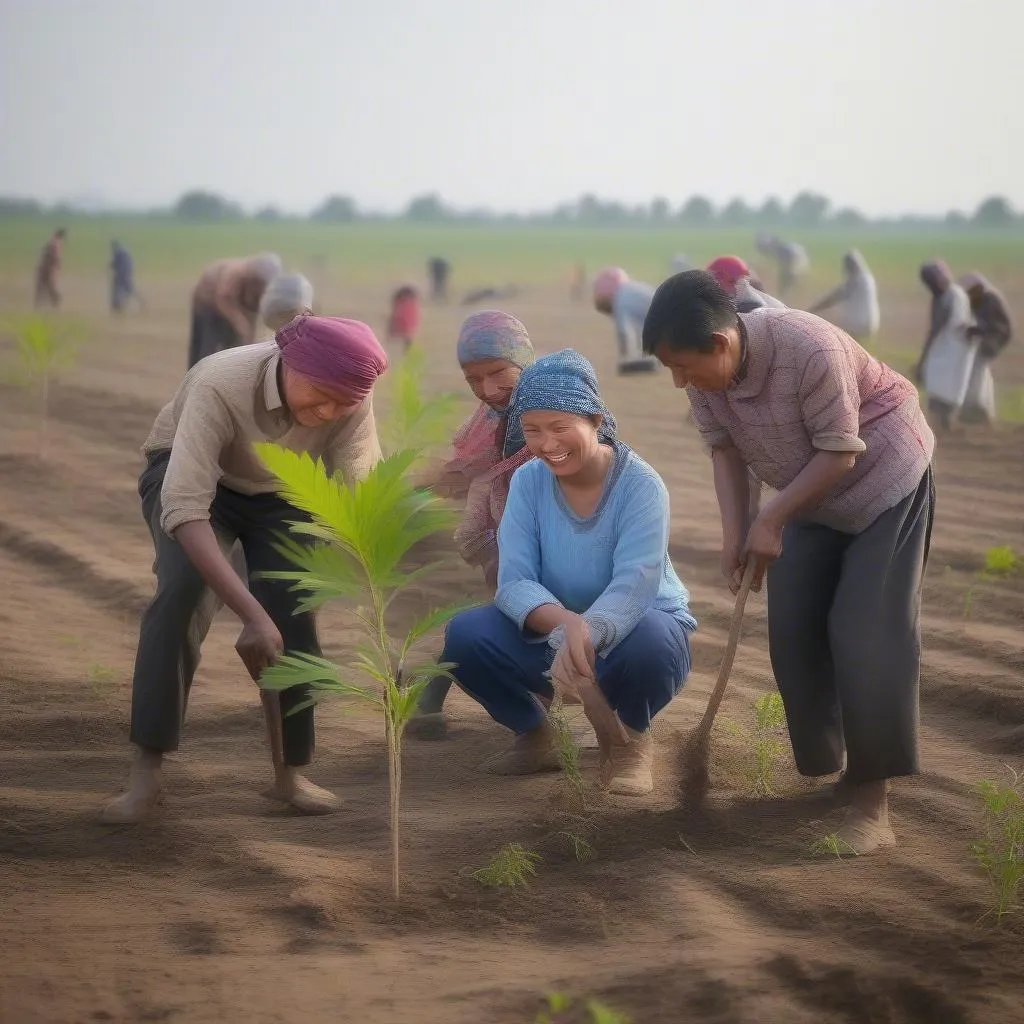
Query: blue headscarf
503,349,618,458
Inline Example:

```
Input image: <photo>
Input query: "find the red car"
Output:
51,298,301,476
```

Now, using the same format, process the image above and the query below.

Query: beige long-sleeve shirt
143,341,382,535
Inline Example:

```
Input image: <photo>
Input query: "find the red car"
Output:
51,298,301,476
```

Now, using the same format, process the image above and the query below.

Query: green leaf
400,601,475,659
259,652,378,706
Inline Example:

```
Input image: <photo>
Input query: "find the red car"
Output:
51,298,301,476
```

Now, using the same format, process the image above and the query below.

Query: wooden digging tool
261,691,286,774
679,558,757,805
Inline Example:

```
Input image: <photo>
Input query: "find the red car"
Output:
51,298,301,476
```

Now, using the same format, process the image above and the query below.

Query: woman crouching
439,350,696,795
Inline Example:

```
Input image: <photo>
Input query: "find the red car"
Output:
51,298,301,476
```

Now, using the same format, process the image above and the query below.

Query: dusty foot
830,771,853,805
267,771,342,815
602,727,654,796
99,752,163,824
406,712,448,741
574,722,599,750
480,724,561,775
835,807,896,854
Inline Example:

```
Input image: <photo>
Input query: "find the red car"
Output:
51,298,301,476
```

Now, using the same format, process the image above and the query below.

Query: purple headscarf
276,315,388,401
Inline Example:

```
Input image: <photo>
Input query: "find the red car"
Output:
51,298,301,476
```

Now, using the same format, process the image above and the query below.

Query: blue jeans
441,605,692,734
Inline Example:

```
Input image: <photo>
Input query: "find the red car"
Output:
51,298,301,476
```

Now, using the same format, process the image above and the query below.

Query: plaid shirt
688,308,934,534
143,342,381,535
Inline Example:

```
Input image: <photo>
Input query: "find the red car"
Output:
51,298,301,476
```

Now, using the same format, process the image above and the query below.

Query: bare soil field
1,269,1022,1024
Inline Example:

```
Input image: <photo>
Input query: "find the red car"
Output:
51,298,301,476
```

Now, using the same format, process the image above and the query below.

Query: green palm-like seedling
5,315,79,457
971,769,1024,924
380,347,464,457
254,443,473,900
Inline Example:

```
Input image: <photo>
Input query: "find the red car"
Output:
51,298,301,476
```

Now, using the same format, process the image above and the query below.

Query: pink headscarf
706,255,751,294
276,315,388,401
593,267,629,307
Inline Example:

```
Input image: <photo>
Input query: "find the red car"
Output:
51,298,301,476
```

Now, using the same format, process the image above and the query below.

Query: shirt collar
263,350,285,412
730,313,769,396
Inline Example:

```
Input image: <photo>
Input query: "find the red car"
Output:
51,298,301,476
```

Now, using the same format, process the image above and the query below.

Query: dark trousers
34,273,60,308
766,468,934,785
441,604,692,734
187,306,240,369
129,452,318,766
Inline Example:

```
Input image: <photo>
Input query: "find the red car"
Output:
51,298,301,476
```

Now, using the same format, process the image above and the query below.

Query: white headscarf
259,272,314,330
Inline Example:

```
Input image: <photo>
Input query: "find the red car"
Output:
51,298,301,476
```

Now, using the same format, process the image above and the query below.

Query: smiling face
461,357,523,411
519,410,604,478
281,365,362,427
653,329,743,392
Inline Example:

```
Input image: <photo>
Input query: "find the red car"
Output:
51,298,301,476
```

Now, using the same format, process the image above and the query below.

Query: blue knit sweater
495,443,697,655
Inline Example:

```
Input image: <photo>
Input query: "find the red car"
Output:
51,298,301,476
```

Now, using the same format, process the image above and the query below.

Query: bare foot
836,808,896,854
268,770,341,815
100,750,163,824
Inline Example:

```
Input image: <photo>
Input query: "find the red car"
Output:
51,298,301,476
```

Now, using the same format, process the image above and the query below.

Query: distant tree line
0,189,1020,230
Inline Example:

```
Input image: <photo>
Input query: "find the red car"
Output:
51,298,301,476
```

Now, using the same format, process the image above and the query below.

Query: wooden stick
692,559,757,744
261,691,285,771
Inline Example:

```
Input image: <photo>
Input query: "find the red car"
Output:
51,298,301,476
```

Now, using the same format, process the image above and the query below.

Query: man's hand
743,512,784,592
721,536,745,594
235,613,284,682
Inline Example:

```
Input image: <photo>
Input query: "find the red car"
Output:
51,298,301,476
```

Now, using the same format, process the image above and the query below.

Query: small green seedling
88,664,118,697
982,546,1018,578
559,831,595,864
970,769,1024,924
548,697,586,806
4,315,79,457
721,691,789,797
255,368,471,901
471,843,541,889
380,347,463,456
535,991,632,1024
810,832,858,859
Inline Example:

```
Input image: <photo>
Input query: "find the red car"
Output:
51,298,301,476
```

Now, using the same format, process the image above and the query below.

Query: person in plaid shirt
644,270,935,854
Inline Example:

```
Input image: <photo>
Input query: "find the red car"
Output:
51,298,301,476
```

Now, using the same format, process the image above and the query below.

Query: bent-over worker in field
958,273,1013,426
408,311,536,738
915,260,977,432
34,227,66,308
439,350,697,795
644,271,935,853
808,250,880,344
755,234,809,298
187,252,283,369
258,273,314,334
706,255,786,313
110,240,141,313
592,267,660,374
101,315,388,824
386,284,422,353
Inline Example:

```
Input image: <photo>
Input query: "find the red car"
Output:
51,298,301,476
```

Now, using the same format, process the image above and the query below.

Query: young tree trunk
40,371,49,459
387,714,401,901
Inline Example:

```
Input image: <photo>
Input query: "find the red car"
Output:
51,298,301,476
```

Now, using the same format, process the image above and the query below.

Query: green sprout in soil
982,546,1018,578
3,315,80,457
970,768,1024,924
536,991,632,1024
380,346,463,456
88,664,118,697
471,843,541,889
810,832,859,860
254,369,471,901
548,696,586,806
559,831,595,864
721,691,789,797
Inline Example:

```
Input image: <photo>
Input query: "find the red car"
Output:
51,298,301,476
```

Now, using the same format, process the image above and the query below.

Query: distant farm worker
34,227,66,308
958,273,1012,426
592,267,660,374
570,262,586,301
409,311,537,738
109,240,141,313
706,256,785,313
100,315,388,824
755,233,809,298
258,273,314,334
187,252,283,369
386,284,422,352
644,272,935,853
915,260,977,431
808,251,880,343
439,350,697,794
428,256,451,302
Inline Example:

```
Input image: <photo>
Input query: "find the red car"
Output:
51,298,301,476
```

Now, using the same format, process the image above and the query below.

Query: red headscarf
706,256,751,295
276,315,388,401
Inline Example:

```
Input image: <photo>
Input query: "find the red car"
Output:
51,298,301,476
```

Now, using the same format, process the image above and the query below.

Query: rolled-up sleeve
686,386,733,451
327,397,383,486
160,385,234,535
798,348,868,454
494,469,562,630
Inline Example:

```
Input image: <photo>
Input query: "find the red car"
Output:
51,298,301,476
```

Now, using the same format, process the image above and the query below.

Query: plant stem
387,714,401,900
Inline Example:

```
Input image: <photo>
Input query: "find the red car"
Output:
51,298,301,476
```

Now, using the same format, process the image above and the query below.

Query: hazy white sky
2,0,1022,216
